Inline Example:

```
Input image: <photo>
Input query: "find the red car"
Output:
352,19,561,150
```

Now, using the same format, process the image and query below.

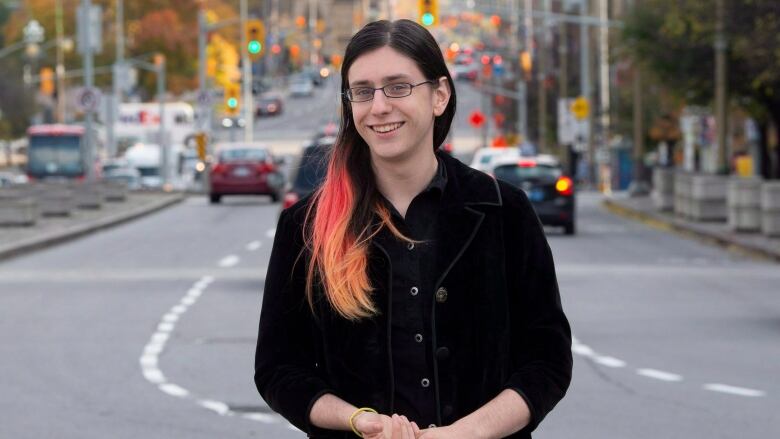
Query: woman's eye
389,84,408,93
355,88,373,96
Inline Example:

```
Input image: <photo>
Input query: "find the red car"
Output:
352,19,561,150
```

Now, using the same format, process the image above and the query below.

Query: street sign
469,110,485,128
558,98,589,145
571,96,590,120
76,87,101,113
197,90,212,106
77,4,103,55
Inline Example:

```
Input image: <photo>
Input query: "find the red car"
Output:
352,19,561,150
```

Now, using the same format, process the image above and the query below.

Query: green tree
621,0,780,178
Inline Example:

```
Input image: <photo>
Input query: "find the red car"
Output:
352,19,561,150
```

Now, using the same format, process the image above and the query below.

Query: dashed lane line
265,228,276,239
246,241,263,251
218,255,240,268
703,383,766,397
636,368,684,382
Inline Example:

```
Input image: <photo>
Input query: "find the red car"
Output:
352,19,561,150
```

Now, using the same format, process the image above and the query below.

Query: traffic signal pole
240,0,253,142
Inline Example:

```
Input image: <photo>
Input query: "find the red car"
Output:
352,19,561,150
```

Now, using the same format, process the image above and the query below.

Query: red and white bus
26,124,102,180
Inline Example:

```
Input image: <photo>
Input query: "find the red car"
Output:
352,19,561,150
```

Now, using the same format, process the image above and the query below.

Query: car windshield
219,148,267,162
493,164,562,185
137,166,159,177
293,145,330,192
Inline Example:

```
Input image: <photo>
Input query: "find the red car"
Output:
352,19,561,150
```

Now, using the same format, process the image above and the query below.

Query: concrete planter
674,171,693,218
727,177,762,232
103,181,128,202
29,183,75,216
71,182,103,209
760,182,780,237
690,174,727,221
652,167,675,211
0,190,38,226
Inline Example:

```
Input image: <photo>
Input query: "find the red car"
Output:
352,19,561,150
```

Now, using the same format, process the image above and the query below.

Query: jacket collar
437,151,503,210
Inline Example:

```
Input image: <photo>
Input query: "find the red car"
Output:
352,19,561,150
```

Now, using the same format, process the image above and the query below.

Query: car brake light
211,163,226,175
518,160,536,168
556,176,574,196
283,192,299,209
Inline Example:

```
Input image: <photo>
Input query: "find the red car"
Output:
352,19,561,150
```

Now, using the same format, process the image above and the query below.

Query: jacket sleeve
500,183,573,432
254,207,335,434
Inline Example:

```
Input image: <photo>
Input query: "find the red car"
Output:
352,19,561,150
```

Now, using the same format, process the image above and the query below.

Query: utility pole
309,0,318,67
108,0,124,157
55,0,66,123
580,0,594,186
156,55,168,187
81,0,96,181
240,0,253,142
598,0,610,184
714,0,728,174
537,0,550,152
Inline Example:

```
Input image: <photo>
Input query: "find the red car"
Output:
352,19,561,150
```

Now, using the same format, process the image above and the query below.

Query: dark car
282,138,334,210
256,95,284,117
209,143,284,204
492,155,576,235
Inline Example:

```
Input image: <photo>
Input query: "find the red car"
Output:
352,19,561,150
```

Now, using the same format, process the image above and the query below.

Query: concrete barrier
0,189,38,226
760,182,780,237
70,182,103,209
690,174,727,221
674,171,692,218
102,181,128,202
727,177,762,232
29,183,75,216
652,167,675,211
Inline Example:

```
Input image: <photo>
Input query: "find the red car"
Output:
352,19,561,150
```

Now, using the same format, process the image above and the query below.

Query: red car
209,143,284,203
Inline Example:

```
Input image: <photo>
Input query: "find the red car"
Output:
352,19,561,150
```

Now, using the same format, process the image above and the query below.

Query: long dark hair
304,19,457,320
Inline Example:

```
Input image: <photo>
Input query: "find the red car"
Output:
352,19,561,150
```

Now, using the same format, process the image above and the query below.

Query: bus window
27,135,84,178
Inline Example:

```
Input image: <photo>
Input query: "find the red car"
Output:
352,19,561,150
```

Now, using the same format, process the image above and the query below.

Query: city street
1,190,778,438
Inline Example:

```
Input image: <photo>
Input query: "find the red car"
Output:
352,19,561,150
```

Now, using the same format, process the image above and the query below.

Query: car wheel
209,194,221,204
564,221,575,235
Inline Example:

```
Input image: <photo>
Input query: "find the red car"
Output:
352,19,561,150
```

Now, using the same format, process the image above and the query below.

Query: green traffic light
422,13,434,26
248,40,262,55
227,97,238,108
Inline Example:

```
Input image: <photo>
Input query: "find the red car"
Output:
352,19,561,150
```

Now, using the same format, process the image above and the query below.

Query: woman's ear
432,76,451,117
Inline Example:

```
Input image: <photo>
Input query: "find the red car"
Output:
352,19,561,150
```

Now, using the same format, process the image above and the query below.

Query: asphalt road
1,190,778,438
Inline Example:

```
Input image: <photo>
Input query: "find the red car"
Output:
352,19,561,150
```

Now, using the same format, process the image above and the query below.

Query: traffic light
419,0,438,27
39,67,54,96
246,19,265,60
520,50,533,78
195,132,207,161
225,83,240,116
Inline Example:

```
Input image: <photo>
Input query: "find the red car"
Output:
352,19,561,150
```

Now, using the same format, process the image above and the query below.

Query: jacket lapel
432,205,485,287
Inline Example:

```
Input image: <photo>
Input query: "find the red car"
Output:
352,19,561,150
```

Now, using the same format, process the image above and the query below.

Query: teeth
372,122,402,133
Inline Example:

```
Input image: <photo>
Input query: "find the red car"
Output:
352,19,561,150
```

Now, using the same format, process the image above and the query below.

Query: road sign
469,110,485,128
77,4,103,55
76,87,101,113
558,98,589,145
197,90,212,106
571,96,590,120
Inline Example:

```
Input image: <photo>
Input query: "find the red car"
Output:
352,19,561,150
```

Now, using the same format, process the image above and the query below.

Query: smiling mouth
370,122,404,134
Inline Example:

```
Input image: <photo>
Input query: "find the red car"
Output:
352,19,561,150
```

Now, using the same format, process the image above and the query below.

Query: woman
255,19,572,439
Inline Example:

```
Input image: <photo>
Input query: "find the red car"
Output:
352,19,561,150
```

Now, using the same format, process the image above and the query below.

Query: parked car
209,143,284,204
256,94,284,117
102,159,141,189
469,147,520,173
289,75,315,97
491,155,576,235
281,137,334,210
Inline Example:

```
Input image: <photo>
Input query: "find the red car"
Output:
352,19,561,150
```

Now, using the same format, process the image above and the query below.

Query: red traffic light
481,55,491,65
469,110,485,128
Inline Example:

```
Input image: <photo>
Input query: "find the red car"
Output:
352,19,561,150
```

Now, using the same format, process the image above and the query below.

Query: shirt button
421,378,430,388
410,286,419,296
435,287,448,303
414,333,423,343
407,242,415,250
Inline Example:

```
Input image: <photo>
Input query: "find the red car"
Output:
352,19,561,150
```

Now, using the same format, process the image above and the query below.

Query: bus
26,124,103,181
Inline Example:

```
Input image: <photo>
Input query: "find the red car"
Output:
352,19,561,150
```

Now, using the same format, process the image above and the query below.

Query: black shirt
376,158,447,428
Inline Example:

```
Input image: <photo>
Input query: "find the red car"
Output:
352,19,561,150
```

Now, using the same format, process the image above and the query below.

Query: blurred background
0,1,779,438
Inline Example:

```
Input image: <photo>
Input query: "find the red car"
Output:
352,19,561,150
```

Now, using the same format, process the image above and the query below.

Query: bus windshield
27,135,83,178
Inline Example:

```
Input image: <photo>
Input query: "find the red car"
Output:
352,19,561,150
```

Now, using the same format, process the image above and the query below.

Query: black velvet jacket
254,153,572,438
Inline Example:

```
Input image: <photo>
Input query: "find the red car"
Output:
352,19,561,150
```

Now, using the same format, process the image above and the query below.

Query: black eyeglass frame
343,80,436,103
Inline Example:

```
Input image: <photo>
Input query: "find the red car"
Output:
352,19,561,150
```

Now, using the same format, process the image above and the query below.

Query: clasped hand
353,411,472,439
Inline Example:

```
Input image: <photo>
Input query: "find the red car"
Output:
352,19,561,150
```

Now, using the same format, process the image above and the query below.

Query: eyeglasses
344,80,435,103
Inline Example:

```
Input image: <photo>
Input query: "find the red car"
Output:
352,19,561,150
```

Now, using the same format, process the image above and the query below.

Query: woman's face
346,46,450,164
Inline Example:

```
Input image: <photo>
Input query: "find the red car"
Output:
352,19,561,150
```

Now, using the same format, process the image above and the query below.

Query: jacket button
421,378,430,388
410,286,419,296
436,346,450,360
407,242,415,250
414,333,423,343
435,287,448,303
428,424,437,428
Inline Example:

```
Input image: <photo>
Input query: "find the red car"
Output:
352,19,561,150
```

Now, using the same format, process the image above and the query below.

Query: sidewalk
0,191,185,262
603,192,780,263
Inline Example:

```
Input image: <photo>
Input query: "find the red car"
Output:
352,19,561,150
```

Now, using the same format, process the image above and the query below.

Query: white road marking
571,343,595,357
703,383,766,397
198,399,230,415
246,241,263,251
637,368,683,382
157,322,175,332
265,228,276,239
160,383,190,398
218,255,240,268
243,413,277,423
594,356,626,368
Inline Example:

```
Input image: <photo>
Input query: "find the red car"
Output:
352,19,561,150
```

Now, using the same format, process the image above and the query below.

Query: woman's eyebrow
349,74,413,87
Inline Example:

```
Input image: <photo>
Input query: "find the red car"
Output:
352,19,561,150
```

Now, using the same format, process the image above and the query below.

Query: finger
411,421,421,437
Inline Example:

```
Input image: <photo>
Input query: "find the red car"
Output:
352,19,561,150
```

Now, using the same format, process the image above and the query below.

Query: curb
0,194,186,262
602,198,780,263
